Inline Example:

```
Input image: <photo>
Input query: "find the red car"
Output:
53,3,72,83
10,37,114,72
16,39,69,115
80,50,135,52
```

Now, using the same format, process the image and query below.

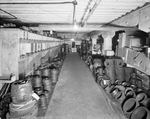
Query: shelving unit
0,28,63,81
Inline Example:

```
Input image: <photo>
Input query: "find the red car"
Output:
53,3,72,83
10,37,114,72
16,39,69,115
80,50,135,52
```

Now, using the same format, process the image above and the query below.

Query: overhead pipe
0,0,78,25
0,1,77,5
72,0,77,24
80,0,94,26
80,0,102,26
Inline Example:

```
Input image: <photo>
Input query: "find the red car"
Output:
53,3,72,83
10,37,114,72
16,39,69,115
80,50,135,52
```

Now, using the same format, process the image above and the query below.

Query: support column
102,31,115,55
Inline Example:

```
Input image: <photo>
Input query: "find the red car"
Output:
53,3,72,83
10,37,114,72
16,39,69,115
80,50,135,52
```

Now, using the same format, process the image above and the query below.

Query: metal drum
43,78,52,92
42,68,50,78
51,69,58,83
34,69,42,77
32,76,42,88
104,59,116,84
11,79,33,104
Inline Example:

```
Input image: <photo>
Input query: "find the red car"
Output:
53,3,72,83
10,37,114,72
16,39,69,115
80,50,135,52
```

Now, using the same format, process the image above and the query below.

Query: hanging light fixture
73,20,78,30
71,38,75,41
72,0,78,30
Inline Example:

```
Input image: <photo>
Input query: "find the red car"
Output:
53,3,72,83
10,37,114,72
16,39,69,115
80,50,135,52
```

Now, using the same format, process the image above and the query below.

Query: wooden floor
43,53,120,119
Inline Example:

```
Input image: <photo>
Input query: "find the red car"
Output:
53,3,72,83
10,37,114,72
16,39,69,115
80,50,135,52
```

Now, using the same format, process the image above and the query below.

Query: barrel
32,75,42,88
43,78,52,92
130,106,150,119
11,79,33,104
51,69,59,83
122,98,139,118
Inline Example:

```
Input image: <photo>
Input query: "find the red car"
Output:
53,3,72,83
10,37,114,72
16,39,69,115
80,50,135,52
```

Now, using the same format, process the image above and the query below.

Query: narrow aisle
45,53,119,119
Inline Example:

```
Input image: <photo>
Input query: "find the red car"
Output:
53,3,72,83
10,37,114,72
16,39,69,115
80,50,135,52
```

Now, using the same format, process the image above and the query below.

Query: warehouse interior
0,0,150,119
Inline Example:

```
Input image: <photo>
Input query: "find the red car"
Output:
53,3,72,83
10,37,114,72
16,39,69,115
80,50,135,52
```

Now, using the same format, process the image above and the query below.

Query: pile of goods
83,53,150,119
32,54,64,116
79,40,90,60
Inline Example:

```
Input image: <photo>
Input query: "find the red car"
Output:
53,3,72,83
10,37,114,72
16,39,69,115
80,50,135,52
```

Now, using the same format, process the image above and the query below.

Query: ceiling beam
33,24,137,32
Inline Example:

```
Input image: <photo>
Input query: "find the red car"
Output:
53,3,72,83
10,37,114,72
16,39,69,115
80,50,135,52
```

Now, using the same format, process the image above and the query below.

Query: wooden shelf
118,47,150,76
0,28,63,79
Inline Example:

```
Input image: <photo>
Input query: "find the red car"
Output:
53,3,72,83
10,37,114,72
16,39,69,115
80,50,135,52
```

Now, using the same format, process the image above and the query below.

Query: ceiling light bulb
74,24,78,30
71,38,74,41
